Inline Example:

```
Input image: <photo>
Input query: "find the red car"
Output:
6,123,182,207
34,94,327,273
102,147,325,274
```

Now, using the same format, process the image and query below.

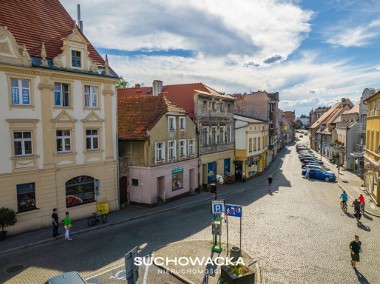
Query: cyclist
352,198,361,222
267,175,273,194
358,194,365,213
340,191,348,210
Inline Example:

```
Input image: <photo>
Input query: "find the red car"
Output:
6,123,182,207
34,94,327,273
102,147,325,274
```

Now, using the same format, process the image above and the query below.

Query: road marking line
143,255,150,284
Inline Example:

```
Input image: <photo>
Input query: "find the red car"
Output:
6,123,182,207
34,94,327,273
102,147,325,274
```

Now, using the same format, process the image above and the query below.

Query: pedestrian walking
349,235,362,268
63,212,72,240
337,164,341,175
52,208,60,237
267,175,273,194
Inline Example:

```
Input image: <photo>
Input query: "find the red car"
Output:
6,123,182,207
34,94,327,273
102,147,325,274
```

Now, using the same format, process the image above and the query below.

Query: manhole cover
6,265,24,273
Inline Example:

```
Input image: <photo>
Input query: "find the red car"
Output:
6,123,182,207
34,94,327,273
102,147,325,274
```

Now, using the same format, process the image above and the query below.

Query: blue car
302,168,336,182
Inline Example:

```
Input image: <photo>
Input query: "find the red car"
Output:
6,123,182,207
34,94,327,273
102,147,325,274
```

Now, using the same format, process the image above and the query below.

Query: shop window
172,168,183,191
17,182,36,212
66,176,95,208
132,179,139,186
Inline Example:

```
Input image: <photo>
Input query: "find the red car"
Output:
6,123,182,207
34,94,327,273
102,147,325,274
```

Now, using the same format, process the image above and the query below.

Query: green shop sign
172,167,184,173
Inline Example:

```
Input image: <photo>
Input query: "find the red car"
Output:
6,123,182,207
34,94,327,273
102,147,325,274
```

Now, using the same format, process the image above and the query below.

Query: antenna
77,4,83,32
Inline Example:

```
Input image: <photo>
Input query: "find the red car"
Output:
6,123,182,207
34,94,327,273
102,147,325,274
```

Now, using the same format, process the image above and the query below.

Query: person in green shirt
349,235,362,268
63,212,72,240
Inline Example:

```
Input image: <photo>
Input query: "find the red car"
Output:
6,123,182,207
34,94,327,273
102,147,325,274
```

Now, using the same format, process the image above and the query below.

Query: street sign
212,200,225,214
225,204,242,218
125,247,138,284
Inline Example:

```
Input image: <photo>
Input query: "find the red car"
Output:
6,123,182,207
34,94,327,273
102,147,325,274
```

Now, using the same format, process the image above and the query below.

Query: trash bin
230,246,241,262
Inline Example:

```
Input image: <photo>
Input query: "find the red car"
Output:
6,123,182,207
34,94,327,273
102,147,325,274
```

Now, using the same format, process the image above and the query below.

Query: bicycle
340,201,347,213
88,210,107,227
360,203,365,214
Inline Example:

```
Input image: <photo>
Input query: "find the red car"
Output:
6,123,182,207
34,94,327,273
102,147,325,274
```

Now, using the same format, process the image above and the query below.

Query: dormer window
71,50,81,67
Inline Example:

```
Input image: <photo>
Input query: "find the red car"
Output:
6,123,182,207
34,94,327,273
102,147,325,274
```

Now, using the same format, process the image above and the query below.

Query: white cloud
61,1,380,115
62,0,312,61
325,18,380,47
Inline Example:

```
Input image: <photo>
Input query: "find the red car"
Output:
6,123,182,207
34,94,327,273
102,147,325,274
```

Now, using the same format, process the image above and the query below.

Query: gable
0,26,31,66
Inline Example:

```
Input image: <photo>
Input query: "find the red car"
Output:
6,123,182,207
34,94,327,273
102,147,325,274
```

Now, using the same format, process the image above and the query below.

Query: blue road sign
212,200,225,214
225,204,242,218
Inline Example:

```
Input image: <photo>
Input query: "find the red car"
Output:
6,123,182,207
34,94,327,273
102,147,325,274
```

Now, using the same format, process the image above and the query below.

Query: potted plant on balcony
0,207,17,241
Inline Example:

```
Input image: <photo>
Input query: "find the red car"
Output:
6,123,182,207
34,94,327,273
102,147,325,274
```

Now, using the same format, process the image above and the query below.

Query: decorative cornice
6,119,39,124
0,64,117,84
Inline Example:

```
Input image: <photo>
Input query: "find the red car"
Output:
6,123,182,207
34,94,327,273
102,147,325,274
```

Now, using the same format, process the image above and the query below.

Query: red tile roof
118,82,233,118
118,95,187,139
0,0,105,66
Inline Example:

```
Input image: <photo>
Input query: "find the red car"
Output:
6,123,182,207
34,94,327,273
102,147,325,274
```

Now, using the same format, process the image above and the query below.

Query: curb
0,150,286,257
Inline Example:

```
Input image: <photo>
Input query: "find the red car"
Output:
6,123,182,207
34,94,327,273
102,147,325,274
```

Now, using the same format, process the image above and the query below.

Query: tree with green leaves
116,76,129,89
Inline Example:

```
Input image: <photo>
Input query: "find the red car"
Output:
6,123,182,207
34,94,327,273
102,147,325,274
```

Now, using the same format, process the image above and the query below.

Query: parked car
302,168,336,182
297,147,309,153
302,164,330,171
45,272,87,284
302,159,323,166
298,153,315,159
300,156,322,163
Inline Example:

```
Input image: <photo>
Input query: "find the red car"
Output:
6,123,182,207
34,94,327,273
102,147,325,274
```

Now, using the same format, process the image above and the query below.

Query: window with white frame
86,129,99,150
202,127,209,146
56,130,71,153
11,78,30,105
155,141,165,161
227,126,232,143
168,116,175,131
14,131,32,156
54,83,70,107
71,50,81,67
219,127,225,143
211,127,217,144
249,138,252,153
188,139,195,156
179,117,186,130
84,86,98,108
179,139,186,157
168,140,176,160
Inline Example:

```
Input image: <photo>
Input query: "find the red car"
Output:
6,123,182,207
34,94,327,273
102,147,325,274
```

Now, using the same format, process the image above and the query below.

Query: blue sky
62,0,380,116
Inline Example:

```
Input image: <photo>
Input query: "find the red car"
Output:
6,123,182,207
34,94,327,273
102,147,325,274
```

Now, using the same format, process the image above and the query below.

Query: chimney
77,4,83,32
152,80,163,96
135,83,141,88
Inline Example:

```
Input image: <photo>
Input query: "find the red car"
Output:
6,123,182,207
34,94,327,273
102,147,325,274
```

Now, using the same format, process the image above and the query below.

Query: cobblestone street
1,139,380,283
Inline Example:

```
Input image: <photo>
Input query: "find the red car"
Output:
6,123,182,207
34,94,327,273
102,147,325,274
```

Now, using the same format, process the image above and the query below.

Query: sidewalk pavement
0,148,285,256
311,150,380,217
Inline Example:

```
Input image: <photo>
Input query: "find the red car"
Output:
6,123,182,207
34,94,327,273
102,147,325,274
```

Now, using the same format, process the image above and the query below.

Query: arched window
66,176,95,208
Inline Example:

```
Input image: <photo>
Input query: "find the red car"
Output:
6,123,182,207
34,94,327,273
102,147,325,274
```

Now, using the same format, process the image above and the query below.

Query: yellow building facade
234,114,269,179
364,91,380,203
0,21,119,234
